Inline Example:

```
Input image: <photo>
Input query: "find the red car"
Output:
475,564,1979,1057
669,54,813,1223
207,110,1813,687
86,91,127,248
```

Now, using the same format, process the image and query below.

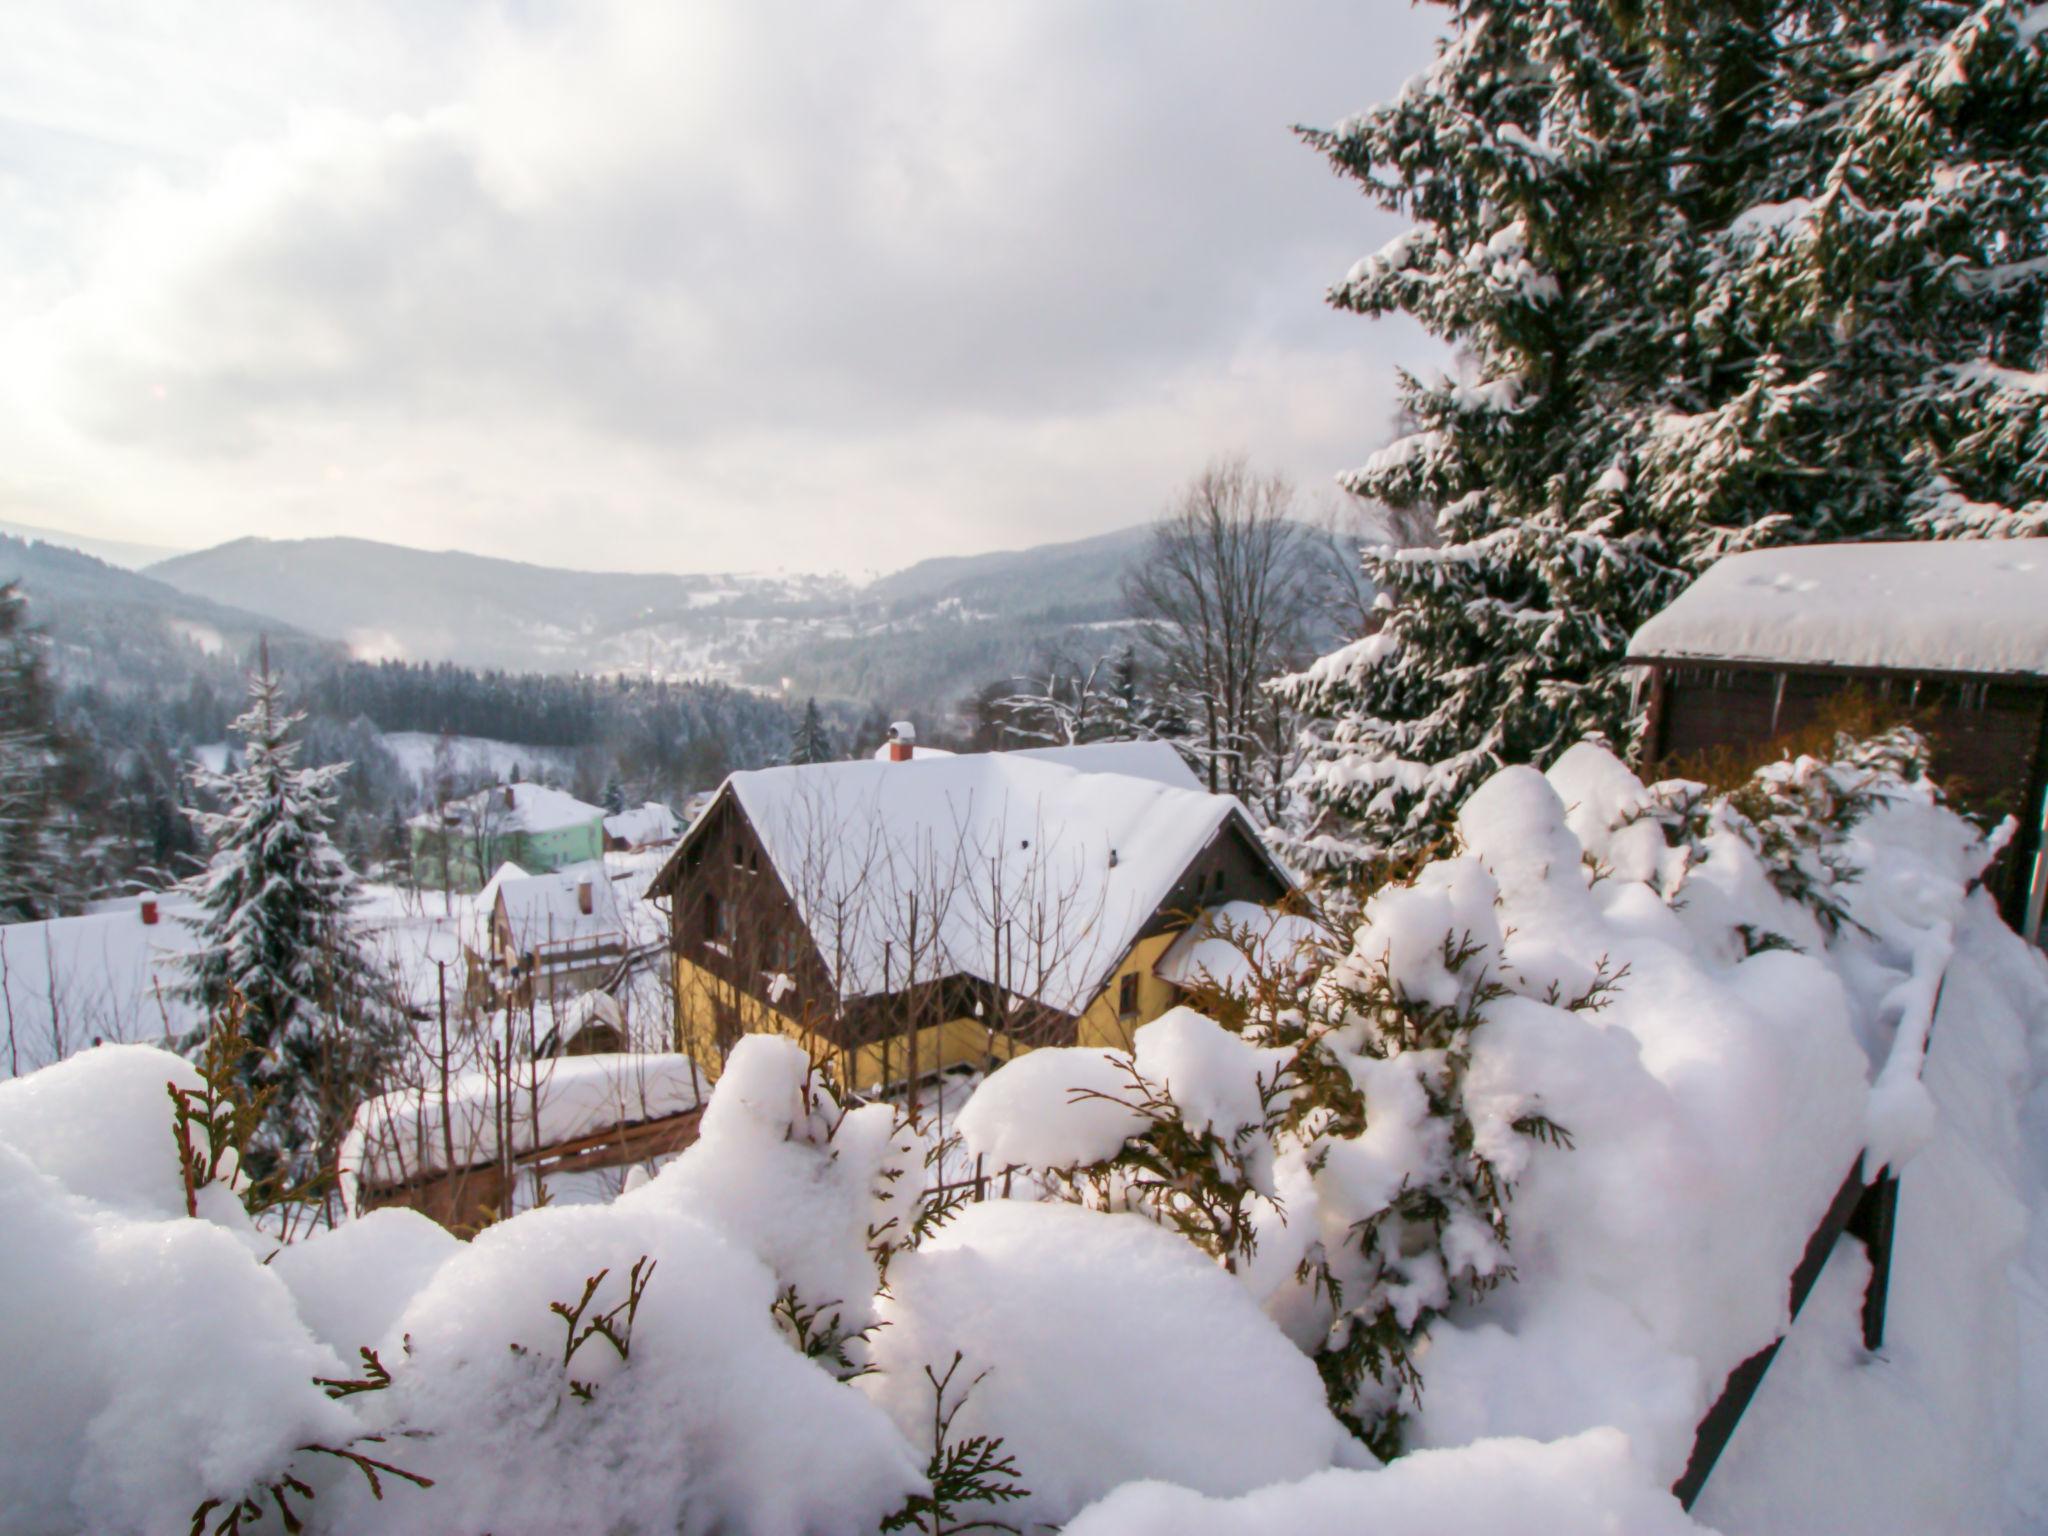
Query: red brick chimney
139,898,159,926
886,721,916,763
577,879,594,916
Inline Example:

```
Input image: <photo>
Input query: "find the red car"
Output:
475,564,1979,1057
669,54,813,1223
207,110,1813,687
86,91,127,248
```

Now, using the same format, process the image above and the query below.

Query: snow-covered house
487,863,629,992
603,801,680,851
409,781,607,889
649,740,1299,1092
1628,540,2048,939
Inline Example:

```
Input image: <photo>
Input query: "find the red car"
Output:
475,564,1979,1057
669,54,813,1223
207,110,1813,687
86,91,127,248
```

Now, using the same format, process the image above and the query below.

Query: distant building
1629,539,2048,941
603,802,680,851
409,782,606,888
485,862,630,996
650,739,1301,1093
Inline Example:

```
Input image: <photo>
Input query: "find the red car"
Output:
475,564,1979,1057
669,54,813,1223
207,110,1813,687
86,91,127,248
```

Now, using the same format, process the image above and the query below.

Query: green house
410,782,607,889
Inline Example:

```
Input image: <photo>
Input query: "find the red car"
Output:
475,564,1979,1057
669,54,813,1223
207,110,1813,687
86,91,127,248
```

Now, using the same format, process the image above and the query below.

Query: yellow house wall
1073,929,1186,1051
674,954,1020,1092
677,926,1192,1091
673,951,810,1069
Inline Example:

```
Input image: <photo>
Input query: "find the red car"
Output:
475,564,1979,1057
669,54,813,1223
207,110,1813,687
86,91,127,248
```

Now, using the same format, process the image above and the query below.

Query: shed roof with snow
1628,539,2048,940
1627,540,2048,678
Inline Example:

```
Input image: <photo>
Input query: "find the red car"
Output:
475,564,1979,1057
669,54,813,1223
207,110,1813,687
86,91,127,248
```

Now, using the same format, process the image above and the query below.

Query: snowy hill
0,534,336,687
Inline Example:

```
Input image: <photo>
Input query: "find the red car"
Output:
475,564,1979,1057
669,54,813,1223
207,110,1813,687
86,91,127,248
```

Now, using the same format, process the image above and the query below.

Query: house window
702,890,724,944
1118,973,1139,1018
733,842,746,868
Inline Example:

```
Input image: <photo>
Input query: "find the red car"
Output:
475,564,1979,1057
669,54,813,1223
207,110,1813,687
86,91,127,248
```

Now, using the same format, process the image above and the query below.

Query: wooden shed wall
1647,664,2048,924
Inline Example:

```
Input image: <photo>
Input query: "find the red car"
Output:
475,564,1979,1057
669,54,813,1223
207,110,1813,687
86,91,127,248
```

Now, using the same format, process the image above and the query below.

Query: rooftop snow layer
1628,540,2048,676
340,1051,703,1192
1011,739,1204,791
414,781,604,835
711,750,1280,1013
495,863,626,955
604,802,679,847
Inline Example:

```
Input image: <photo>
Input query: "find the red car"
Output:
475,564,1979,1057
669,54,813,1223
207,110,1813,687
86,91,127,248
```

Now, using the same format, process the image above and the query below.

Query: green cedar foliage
1283,2,2048,875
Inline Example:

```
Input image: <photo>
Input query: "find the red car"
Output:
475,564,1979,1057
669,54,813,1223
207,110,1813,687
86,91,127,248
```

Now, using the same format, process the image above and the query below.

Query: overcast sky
0,2,1445,577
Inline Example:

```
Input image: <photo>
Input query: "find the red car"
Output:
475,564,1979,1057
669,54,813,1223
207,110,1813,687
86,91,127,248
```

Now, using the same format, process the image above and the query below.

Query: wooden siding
1647,662,2048,923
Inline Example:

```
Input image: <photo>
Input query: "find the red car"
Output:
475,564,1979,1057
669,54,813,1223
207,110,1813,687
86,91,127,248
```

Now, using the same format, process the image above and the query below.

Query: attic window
732,843,746,868
1117,973,1139,1018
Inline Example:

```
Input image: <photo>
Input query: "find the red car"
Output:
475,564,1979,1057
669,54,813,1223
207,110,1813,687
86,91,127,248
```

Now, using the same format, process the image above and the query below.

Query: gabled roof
659,747,1291,1014
494,863,625,955
604,803,679,847
413,782,605,836
1628,540,2048,678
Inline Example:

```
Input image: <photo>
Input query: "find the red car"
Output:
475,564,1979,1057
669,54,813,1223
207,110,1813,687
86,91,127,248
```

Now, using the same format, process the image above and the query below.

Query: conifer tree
788,697,833,764
180,645,391,1181
0,584,62,920
1282,3,2048,876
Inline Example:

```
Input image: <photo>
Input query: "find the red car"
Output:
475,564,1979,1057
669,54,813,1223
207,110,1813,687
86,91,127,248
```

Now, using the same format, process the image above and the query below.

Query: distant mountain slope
143,530,1173,711
866,524,1152,615
0,535,333,688
148,536,851,675
0,519,186,571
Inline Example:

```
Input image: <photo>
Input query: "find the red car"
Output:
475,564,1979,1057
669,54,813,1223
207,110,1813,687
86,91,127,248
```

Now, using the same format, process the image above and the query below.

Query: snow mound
864,1199,1350,1529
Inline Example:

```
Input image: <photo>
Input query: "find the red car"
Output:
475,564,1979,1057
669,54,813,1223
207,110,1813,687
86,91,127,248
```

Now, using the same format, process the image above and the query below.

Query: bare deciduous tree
1123,457,1321,813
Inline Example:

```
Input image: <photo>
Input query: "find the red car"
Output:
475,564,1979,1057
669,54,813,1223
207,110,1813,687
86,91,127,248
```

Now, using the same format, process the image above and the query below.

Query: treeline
11,619,812,913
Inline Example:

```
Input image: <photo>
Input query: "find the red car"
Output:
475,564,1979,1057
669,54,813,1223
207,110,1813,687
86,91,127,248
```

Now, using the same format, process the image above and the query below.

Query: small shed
1628,540,2048,939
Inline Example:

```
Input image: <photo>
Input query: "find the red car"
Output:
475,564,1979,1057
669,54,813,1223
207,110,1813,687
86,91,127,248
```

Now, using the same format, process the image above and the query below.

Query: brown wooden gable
1638,657,2048,927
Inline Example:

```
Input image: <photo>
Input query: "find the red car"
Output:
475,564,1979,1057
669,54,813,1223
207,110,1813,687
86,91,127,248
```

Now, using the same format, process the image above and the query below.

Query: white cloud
0,0,1445,573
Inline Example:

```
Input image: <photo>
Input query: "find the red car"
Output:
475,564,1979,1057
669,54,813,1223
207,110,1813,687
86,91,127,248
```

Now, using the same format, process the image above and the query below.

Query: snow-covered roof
604,802,679,847
1154,901,1327,991
340,1051,703,1192
689,751,1289,1014
0,903,201,1072
414,781,605,835
1010,740,1203,792
1628,541,2048,677
495,863,626,955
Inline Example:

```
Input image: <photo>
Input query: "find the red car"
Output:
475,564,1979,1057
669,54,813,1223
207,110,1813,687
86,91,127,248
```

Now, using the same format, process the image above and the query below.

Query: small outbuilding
1628,539,2048,939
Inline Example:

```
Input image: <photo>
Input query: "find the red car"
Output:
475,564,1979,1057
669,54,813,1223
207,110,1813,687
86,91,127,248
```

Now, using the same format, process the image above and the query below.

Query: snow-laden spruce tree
0,583,62,920
181,647,391,1183
1281,2,2048,877
788,696,834,764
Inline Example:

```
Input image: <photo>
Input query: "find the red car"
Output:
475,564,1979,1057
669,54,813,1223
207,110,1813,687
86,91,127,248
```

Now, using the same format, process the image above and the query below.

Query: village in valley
3,4,2048,1536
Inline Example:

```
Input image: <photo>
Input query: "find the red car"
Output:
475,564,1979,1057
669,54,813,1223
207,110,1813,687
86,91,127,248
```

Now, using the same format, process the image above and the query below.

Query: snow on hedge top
711,750,1279,1013
339,1051,702,1195
1154,899,1325,990
1628,540,2048,675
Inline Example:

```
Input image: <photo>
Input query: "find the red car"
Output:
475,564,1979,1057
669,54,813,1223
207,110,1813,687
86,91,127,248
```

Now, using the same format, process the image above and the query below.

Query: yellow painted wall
676,925,1190,1092
1074,929,1186,1051
674,953,1020,1093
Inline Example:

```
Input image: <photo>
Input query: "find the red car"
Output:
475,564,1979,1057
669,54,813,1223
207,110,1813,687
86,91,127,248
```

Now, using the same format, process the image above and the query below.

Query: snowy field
377,732,580,787
3,744,2045,1532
